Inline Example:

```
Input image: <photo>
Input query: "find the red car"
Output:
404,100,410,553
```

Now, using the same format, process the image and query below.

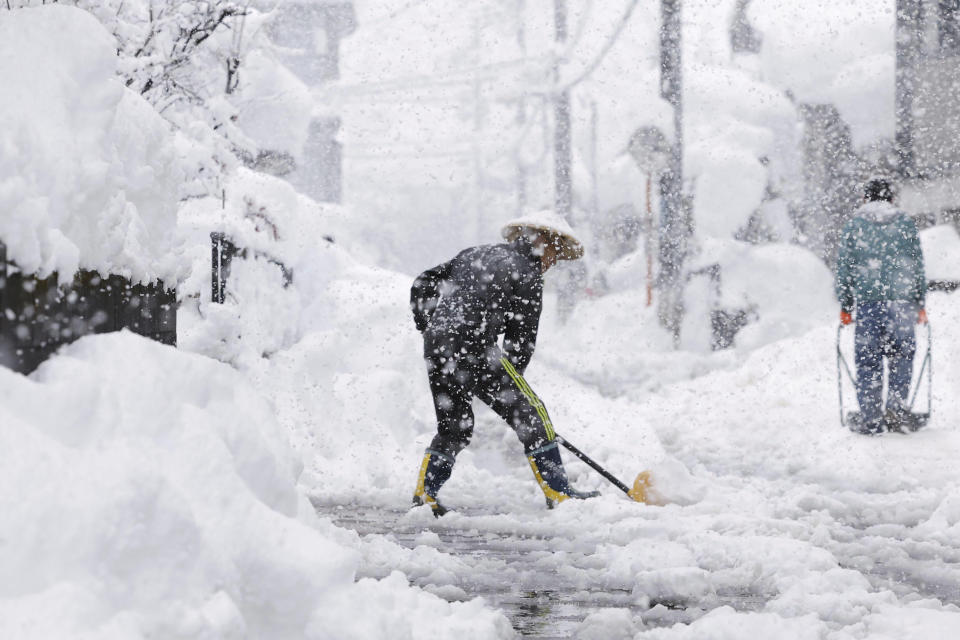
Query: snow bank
751,0,895,146
637,607,825,639
685,65,798,241
0,332,511,639
920,224,960,282
540,239,834,396
697,239,836,350
232,48,314,162
0,5,184,284
177,167,359,364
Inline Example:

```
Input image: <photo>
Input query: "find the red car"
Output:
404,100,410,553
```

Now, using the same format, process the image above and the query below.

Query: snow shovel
836,321,932,432
555,434,652,503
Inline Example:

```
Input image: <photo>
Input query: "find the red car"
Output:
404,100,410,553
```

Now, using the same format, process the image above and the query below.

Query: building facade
897,0,960,224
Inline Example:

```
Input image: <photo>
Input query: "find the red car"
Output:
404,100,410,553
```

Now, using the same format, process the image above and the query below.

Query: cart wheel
907,412,930,432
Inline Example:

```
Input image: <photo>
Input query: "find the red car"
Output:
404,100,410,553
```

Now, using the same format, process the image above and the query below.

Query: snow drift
0,333,512,639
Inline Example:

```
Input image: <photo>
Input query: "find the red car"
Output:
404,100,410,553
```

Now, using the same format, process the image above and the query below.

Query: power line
561,0,640,91
360,1,516,29
360,0,427,26
322,54,547,98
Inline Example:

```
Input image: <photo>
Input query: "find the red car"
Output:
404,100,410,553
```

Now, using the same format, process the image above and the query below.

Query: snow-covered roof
0,5,185,285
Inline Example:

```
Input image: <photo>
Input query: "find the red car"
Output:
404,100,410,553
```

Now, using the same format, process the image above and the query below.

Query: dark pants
423,333,554,462
855,301,916,428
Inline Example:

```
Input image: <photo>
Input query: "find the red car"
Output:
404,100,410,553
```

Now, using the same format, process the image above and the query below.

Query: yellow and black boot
528,441,600,509
412,449,454,517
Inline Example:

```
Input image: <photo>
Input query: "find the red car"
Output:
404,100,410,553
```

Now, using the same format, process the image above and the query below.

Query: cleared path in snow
314,502,768,638
316,441,960,637
301,291,960,638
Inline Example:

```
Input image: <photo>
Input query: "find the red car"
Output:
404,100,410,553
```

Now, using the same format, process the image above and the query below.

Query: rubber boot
527,441,600,509
412,449,454,517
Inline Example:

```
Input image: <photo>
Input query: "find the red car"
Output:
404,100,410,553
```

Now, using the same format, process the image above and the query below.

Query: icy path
314,503,648,639
314,501,770,638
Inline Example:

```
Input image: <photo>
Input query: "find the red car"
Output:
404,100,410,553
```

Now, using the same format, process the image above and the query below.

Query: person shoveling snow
409,210,612,516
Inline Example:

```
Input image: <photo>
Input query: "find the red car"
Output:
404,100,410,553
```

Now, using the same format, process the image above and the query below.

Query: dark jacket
835,201,926,313
410,238,543,374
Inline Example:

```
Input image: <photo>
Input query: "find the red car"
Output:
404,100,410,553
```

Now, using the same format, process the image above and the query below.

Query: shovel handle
555,435,631,496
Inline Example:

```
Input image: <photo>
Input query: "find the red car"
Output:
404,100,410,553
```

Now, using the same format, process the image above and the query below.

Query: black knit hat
864,178,894,202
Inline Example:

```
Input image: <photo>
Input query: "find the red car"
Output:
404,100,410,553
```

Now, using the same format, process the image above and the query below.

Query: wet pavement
314,502,767,638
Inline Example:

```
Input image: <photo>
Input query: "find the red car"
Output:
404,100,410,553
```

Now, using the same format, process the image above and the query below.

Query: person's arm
502,275,542,375
835,222,856,316
410,260,454,332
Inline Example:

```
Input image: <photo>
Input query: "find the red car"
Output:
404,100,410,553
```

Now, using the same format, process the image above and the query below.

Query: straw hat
501,209,584,260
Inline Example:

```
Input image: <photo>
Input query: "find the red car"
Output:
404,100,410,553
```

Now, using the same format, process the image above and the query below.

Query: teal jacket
835,201,926,313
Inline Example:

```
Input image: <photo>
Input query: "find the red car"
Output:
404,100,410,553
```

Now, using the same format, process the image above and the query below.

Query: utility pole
658,0,688,344
554,0,572,220
645,174,654,307
628,126,670,309
516,0,528,215
590,99,599,218
896,0,922,179
472,15,484,243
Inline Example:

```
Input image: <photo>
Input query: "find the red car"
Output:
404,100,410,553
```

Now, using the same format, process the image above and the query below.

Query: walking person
836,178,928,435
410,210,599,516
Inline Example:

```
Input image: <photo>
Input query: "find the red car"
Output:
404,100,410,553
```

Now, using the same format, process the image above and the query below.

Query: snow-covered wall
0,6,185,284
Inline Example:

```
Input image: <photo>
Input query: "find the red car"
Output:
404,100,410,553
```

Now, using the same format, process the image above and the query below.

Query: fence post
211,232,235,304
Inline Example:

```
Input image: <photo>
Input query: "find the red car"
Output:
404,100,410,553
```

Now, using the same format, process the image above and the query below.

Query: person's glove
918,308,928,325
840,310,853,326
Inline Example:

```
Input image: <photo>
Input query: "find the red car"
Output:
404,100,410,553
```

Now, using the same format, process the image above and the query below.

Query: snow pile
751,0,895,146
231,47,315,163
681,25,799,241
0,5,184,284
575,608,638,639
920,224,960,282
696,239,836,350
177,167,359,364
538,238,834,391
0,332,512,639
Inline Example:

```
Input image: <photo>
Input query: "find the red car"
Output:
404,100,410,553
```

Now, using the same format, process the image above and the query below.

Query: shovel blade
627,470,652,503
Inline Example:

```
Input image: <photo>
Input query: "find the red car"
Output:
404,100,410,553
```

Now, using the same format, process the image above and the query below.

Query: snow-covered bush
0,5,184,283
177,167,359,364
7,0,316,198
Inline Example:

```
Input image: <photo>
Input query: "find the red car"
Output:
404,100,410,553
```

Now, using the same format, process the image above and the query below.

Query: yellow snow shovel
555,435,653,503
